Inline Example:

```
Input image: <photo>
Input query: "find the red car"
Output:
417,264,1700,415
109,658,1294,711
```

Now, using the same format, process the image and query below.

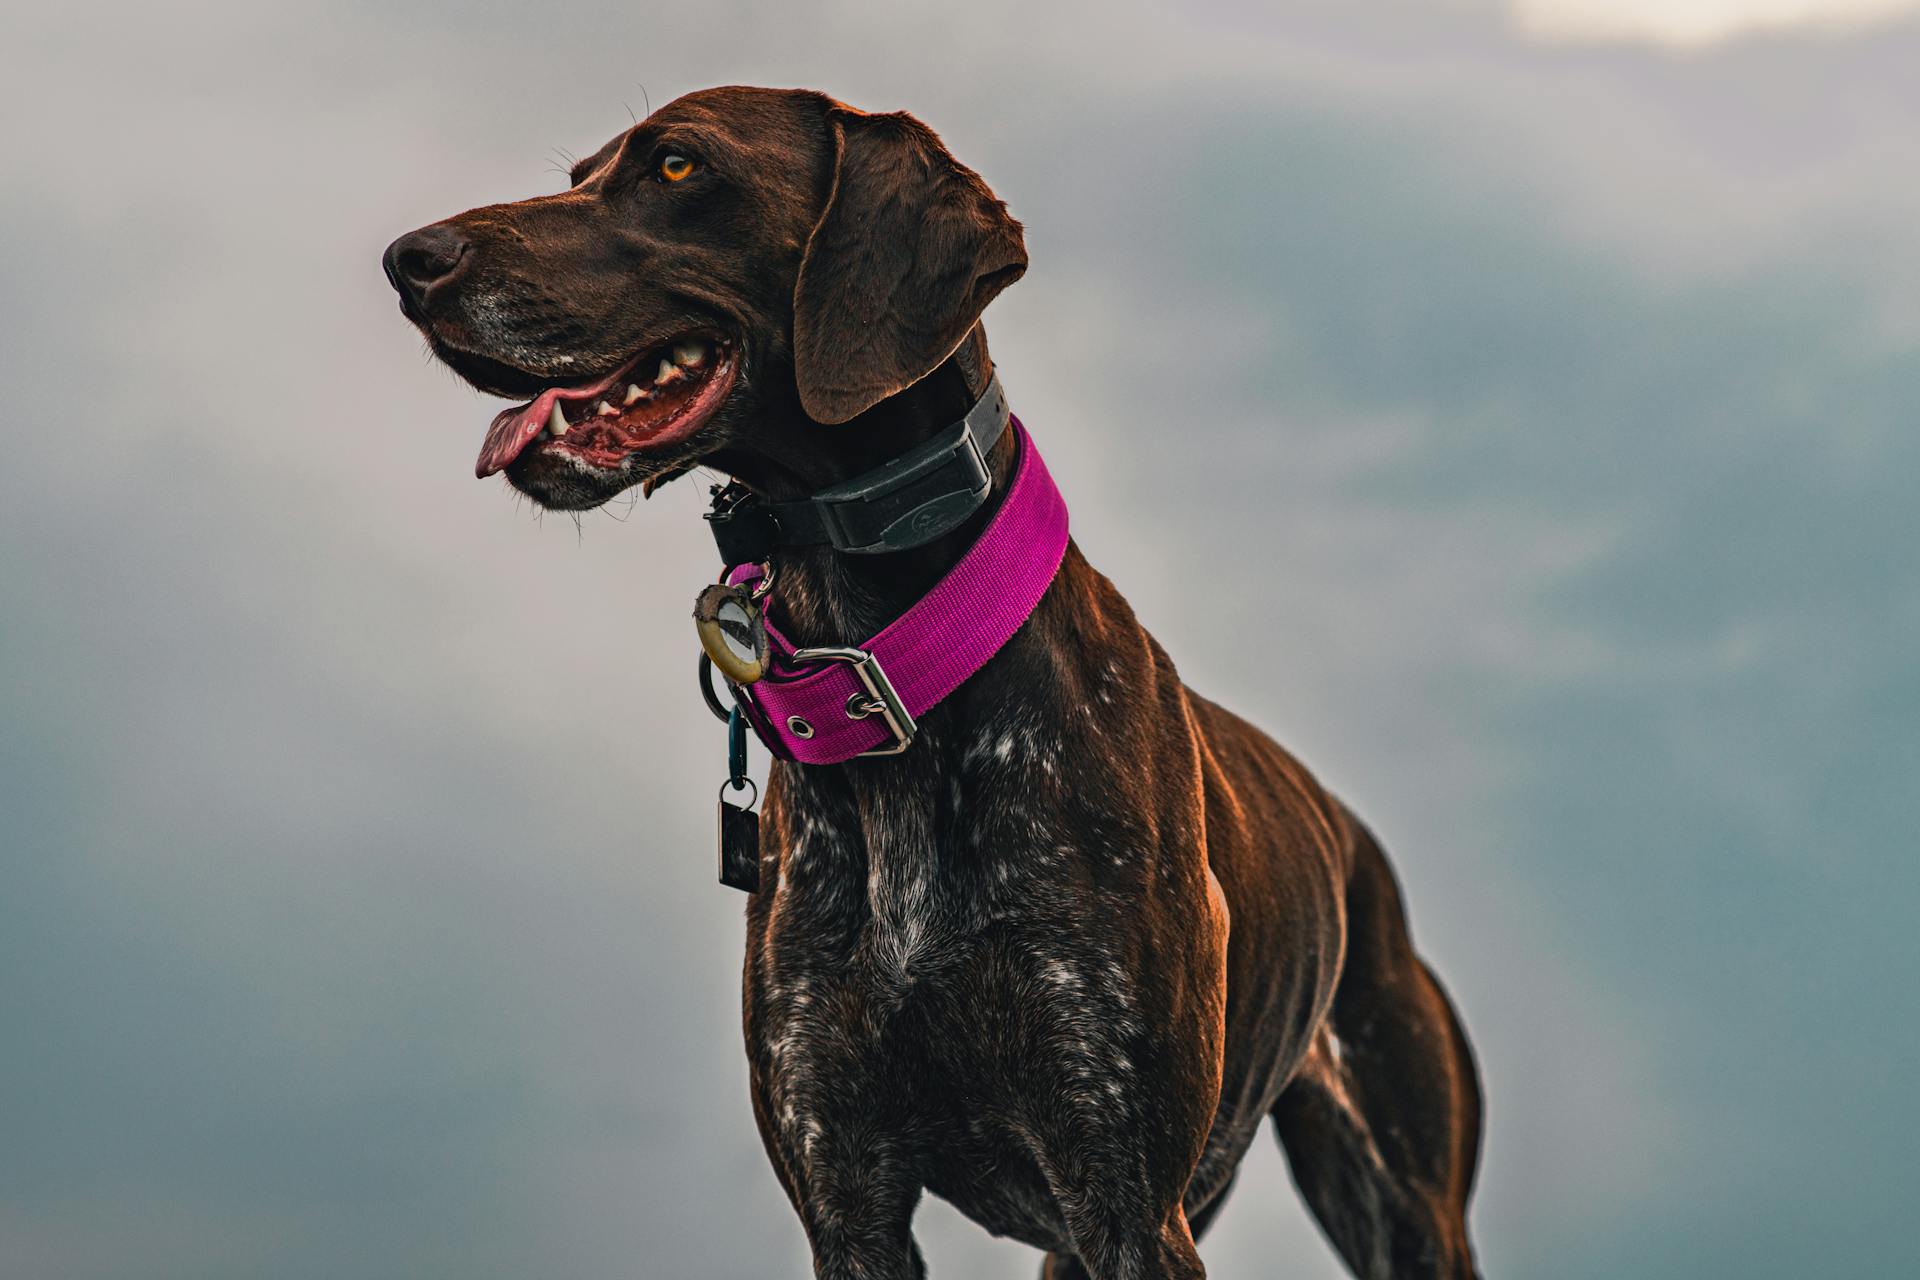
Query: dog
384,85,1483,1280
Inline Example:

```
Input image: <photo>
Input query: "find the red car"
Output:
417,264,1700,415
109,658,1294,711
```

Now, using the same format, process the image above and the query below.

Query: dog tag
718,780,761,893
694,583,769,685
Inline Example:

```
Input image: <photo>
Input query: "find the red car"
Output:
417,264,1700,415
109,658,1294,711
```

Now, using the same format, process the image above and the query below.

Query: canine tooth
673,340,706,367
596,399,616,417
655,358,676,385
623,383,645,405
547,400,568,437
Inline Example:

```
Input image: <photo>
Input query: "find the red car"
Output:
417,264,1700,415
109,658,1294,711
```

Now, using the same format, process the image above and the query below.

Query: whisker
598,489,641,523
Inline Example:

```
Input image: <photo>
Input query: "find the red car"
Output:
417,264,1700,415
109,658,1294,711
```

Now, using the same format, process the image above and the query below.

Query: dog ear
792,108,1027,425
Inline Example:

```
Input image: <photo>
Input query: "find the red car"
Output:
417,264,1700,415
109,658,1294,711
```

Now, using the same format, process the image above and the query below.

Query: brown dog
385,85,1483,1280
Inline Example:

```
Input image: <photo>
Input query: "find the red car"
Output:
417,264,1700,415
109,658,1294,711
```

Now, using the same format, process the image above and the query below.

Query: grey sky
3,2,1915,1276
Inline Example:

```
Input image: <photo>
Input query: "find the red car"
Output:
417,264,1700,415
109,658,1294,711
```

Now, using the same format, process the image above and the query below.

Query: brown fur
385,85,1484,1279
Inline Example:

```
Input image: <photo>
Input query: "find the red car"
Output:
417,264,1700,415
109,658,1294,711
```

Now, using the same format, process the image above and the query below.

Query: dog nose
383,224,471,312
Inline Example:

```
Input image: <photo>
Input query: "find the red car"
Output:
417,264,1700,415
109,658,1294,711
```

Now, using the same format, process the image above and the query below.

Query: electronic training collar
703,373,1011,562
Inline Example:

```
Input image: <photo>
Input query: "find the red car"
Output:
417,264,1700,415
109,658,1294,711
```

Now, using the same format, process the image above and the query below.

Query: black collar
705,373,1010,563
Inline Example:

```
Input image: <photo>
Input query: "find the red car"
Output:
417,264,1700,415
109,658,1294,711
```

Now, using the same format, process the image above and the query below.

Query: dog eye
659,154,696,183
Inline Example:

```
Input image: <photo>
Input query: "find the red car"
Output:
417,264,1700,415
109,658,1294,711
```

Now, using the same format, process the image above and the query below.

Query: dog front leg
805,1202,928,1280
1020,944,1226,1277
773,1108,929,1280
1017,1058,1216,1280
787,1128,921,1280
1036,1204,1205,1280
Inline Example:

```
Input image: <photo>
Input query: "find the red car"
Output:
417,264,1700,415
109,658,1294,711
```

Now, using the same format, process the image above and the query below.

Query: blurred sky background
4,1,1917,1276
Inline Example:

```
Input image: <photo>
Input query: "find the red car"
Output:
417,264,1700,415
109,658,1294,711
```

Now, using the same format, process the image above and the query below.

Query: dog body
386,86,1482,1279
742,490,1480,1280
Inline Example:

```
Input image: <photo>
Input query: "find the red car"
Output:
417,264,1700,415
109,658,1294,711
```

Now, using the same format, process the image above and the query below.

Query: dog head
383,86,1027,511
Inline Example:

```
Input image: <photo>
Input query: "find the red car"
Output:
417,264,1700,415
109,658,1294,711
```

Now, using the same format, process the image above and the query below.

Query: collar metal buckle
788,646,918,756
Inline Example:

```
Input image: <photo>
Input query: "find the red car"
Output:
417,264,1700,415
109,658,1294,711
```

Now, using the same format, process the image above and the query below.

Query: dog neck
719,327,1018,651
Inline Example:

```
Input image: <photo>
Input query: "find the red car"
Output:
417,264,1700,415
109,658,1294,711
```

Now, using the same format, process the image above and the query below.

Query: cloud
1510,0,1920,46
4,1,1917,1277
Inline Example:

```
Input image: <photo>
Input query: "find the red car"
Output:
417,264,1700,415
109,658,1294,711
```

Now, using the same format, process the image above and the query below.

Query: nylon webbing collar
706,372,1010,562
722,416,1068,764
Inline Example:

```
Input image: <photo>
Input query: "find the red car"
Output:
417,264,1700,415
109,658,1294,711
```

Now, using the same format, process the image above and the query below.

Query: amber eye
659,153,695,182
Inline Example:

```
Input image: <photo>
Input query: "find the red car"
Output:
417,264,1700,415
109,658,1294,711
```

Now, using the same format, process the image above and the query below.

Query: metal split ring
748,561,776,601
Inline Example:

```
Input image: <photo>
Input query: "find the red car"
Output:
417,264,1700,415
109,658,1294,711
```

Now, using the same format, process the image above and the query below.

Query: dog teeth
623,382,645,405
547,400,569,438
673,340,706,367
655,358,677,385
595,399,617,417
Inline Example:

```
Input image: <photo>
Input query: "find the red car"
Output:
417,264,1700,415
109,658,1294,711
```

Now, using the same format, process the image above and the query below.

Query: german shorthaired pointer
384,85,1483,1280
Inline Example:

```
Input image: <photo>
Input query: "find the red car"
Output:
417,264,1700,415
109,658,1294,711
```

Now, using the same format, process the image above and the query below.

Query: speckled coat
742,390,1482,1280
384,84,1484,1280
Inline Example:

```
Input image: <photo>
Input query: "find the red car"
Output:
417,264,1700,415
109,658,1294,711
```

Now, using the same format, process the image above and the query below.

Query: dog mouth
473,335,737,479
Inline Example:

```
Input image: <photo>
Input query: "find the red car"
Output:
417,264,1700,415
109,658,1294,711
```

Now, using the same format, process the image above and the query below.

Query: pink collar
724,417,1068,764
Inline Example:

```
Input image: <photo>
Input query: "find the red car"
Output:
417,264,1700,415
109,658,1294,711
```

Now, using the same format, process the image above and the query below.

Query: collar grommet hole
787,716,815,739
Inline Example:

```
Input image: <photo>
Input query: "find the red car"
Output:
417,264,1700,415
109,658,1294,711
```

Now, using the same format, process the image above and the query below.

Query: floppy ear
792,108,1028,425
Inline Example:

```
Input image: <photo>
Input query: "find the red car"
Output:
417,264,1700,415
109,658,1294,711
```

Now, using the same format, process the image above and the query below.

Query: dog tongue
476,390,561,478
475,361,638,478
